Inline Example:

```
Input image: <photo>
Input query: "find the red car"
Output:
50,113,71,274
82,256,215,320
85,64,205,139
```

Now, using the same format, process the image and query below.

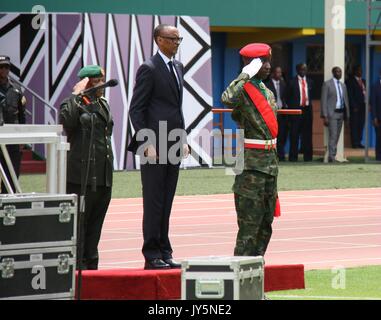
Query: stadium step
20,149,46,174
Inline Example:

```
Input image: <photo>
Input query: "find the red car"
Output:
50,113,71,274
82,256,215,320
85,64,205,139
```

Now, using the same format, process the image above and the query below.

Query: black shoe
163,259,181,269
357,144,365,149
144,258,170,270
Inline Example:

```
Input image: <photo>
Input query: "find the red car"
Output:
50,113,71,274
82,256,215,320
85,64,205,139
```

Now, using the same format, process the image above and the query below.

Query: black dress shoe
163,259,181,269
144,258,170,270
357,144,365,149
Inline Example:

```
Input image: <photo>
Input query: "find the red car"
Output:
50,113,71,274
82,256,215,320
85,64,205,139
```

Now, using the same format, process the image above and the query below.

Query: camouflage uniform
221,73,278,256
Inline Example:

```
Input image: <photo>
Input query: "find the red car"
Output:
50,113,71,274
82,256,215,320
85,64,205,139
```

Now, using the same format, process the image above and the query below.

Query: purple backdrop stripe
158,16,177,28
55,14,81,61
90,13,107,66
113,14,131,81
106,45,125,169
191,58,213,95
136,15,154,62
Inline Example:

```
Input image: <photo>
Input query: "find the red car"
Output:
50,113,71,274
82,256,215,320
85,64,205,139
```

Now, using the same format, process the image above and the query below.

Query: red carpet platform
76,265,305,300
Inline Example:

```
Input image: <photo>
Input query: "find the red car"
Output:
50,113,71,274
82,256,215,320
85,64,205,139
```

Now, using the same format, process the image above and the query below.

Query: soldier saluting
221,43,280,257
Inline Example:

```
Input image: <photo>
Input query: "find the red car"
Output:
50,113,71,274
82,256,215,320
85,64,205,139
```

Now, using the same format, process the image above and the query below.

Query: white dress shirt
272,79,283,108
158,50,179,87
333,78,344,109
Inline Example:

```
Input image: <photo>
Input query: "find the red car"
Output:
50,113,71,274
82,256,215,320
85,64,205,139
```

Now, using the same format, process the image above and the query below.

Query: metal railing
9,76,59,125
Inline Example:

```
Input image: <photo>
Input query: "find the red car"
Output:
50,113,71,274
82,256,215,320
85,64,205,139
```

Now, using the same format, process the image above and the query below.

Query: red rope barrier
212,108,302,115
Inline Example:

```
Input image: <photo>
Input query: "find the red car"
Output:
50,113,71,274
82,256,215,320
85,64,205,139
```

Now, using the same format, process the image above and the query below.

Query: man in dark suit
60,65,114,270
286,63,314,161
346,65,366,148
128,24,189,270
265,66,288,161
371,69,381,161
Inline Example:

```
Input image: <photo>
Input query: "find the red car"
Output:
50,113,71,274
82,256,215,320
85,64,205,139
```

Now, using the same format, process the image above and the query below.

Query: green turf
267,266,381,300
19,160,381,198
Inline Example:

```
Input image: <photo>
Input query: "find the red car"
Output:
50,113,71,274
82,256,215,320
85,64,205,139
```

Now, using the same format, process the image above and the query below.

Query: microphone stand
76,96,97,300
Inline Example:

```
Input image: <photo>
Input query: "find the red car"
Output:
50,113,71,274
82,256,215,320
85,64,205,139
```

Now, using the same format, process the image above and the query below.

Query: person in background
286,63,314,162
346,65,366,149
265,66,289,161
0,55,26,193
320,66,350,163
371,68,381,161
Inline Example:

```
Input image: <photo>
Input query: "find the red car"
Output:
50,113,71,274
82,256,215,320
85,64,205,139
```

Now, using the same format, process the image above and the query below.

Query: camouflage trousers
233,170,277,257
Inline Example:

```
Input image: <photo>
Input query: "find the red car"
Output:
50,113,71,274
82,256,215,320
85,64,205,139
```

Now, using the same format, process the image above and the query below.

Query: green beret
77,65,104,79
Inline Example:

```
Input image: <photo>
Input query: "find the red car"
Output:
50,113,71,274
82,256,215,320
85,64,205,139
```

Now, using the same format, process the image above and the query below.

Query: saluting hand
242,58,263,79
72,77,89,95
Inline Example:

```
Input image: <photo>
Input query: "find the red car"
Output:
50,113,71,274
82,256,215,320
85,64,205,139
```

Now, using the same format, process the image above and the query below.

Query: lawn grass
19,159,381,198
267,265,381,300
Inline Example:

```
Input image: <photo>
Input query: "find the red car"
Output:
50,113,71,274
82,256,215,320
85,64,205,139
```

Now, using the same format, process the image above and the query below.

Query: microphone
80,79,119,96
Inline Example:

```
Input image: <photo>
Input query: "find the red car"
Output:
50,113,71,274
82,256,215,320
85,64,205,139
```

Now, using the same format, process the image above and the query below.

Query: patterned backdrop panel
0,13,213,170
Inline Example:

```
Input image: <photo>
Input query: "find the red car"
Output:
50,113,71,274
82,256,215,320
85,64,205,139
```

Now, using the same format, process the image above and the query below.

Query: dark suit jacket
264,78,287,108
127,52,185,154
371,80,381,121
346,76,366,110
286,76,313,109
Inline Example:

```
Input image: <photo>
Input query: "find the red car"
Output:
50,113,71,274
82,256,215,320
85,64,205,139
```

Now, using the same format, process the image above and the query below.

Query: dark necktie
168,61,179,92
337,80,344,109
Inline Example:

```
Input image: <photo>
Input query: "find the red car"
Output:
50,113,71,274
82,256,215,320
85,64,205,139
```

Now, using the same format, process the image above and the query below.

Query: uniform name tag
31,202,44,209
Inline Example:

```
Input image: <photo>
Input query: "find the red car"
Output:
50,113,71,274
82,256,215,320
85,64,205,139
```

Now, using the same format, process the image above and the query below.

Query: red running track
98,188,381,271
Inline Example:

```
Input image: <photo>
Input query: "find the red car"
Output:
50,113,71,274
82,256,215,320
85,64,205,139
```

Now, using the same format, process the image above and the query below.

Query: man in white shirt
128,24,189,270
286,63,314,161
320,66,350,162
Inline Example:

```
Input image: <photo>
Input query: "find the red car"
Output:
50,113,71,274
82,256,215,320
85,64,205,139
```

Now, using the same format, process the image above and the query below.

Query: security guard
59,65,114,270
221,43,280,257
0,55,26,193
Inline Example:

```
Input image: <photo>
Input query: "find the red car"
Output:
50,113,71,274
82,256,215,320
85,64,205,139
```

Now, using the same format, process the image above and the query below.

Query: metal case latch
57,254,70,274
195,279,225,299
3,205,16,226
59,203,72,223
1,258,15,278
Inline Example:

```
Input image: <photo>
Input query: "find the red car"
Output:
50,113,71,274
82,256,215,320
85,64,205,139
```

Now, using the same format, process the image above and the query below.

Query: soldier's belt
244,138,277,150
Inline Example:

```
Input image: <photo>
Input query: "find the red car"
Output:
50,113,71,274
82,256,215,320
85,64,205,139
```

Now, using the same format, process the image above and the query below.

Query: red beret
239,43,272,58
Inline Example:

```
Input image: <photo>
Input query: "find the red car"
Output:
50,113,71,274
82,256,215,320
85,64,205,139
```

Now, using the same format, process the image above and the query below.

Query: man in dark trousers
320,67,350,162
265,66,288,161
59,65,114,270
0,55,26,193
346,65,366,148
371,69,381,161
286,63,314,162
221,43,280,258
128,24,189,270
